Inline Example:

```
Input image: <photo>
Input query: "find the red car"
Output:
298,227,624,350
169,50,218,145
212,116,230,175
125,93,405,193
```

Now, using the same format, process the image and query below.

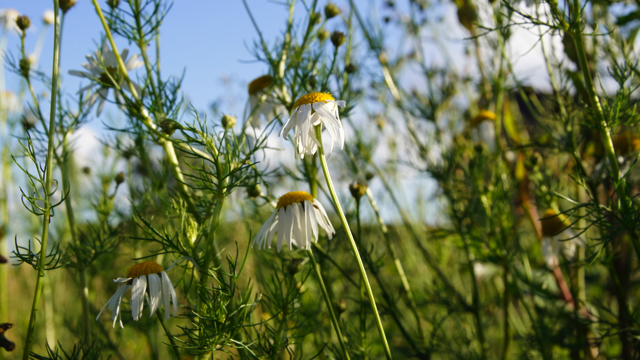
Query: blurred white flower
279,92,345,159
0,9,19,32
253,191,335,252
42,10,55,25
96,259,186,328
471,110,496,152
69,41,143,116
0,90,21,114
245,75,288,127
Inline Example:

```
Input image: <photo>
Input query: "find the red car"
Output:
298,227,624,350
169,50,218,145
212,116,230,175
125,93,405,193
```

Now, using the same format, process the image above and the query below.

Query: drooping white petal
161,271,178,316
131,275,147,321
276,208,288,252
147,273,162,318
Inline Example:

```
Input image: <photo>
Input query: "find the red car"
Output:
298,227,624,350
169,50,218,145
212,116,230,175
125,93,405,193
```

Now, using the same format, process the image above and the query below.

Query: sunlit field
1,0,640,359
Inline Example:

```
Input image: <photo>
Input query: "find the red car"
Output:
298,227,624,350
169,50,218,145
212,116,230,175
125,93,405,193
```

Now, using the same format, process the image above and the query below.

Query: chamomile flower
253,191,335,252
245,75,288,127
279,92,346,159
540,209,583,268
97,259,187,328
69,41,143,116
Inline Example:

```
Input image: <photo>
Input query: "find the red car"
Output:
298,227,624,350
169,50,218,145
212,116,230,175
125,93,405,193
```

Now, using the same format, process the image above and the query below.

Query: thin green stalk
0,146,9,327
91,0,201,222
365,188,426,348
569,0,638,257
459,229,488,360
157,312,182,360
22,1,61,357
315,126,393,360
60,133,91,343
355,199,367,359
307,250,351,360
501,265,510,360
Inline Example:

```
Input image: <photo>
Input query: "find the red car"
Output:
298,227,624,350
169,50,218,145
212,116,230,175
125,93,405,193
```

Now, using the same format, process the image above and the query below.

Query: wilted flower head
253,191,335,251
245,75,288,127
471,110,496,152
540,209,583,268
96,258,193,328
279,92,346,159
69,42,143,116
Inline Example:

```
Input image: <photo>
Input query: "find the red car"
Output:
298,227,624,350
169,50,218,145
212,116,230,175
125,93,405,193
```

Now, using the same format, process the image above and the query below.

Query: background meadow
1,0,640,359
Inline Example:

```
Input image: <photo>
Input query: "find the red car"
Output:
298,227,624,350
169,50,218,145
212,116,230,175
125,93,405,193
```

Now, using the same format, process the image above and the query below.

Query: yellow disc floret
612,131,640,156
471,110,497,127
276,191,314,209
248,75,274,95
125,261,165,279
293,92,335,109
540,209,570,237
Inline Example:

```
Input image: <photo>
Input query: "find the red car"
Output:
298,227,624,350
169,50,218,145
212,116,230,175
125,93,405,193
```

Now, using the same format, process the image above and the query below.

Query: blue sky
4,1,370,115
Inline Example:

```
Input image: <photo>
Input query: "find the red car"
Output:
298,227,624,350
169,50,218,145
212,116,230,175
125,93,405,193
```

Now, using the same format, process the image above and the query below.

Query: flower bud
337,299,347,314
324,3,341,19
345,63,357,74
378,51,388,64
159,119,181,135
309,75,317,88
317,29,330,42
19,58,30,79
114,172,125,185
365,171,374,181
221,114,237,129
247,184,262,198
42,10,55,25
309,11,322,27
107,0,121,9
287,258,303,275
59,0,77,14
331,31,346,47
82,166,91,175
349,181,367,200
16,15,30,32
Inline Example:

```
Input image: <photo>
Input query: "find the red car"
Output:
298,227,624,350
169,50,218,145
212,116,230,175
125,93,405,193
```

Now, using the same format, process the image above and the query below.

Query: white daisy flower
245,75,288,127
471,110,496,152
279,92,346,159
42,10,55,25
97,259,183,328
540,209,584,268
0,9,20,33
68,41,143,116
253,191,335,252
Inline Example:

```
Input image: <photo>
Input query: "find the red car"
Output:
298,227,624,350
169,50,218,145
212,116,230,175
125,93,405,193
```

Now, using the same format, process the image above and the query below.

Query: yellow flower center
276,191,314,209
248,75,274,95
471,110,496,127
125,261,164,279
293,92,335,109
540,209,569,237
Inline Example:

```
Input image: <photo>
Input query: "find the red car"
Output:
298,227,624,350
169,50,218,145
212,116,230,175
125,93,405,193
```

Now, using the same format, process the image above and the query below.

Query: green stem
569,0,638,258
365,188,425,347
501,265,510,360
157,312,182,360
22,1,61,357
307,250,351,360
315,126,393,360
355,199,367,359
